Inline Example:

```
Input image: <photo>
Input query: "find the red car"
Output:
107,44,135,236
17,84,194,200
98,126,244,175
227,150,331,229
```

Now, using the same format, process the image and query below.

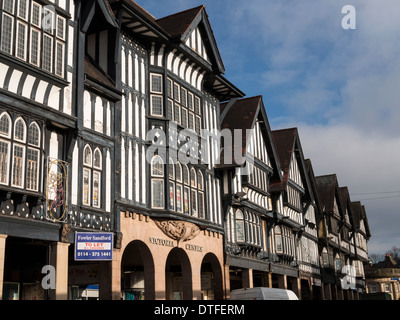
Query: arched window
335,254,341,271
151,155,164,177
28,122,40,146
168,158,175,180
190,168,197,188
322,247,329,267
92,148,102,208
83,145,92,166
93,149,102,169
190,168,197,217
183,164,189,185
235,210,245,243
168,158,175,211
175,162,182,213
14,118,26,142
83,145,102,208
82,145,92,206
182,165,190,214
0,114,42,190
176,162,182,182
275,226,283,253
198,170,205,218
151,155,164,209
226,208,235,243
26,122,41,191
0,113,11,184
12,118,27,187
0,112,11,137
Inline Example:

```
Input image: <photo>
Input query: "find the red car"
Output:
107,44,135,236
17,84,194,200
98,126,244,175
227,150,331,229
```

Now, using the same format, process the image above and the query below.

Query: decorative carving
154,219,200,243
115,232,123,249
61,223,72,243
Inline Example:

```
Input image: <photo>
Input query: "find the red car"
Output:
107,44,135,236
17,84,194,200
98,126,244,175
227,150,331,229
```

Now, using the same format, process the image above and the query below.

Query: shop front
110,211,225,300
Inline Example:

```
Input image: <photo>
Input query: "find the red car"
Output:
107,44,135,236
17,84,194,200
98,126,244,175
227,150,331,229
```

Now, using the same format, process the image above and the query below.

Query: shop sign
185,243,204,253
75,232,113,261
312,278,322,287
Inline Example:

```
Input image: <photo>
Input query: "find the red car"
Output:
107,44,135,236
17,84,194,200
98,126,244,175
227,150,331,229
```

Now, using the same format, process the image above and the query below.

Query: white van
230,287,299,300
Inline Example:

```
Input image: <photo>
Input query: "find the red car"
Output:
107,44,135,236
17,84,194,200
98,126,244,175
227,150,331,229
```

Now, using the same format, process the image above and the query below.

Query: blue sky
133,0,400,255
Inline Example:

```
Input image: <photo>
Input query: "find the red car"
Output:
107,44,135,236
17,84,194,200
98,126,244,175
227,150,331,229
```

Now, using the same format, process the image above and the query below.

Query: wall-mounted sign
75,232,113,261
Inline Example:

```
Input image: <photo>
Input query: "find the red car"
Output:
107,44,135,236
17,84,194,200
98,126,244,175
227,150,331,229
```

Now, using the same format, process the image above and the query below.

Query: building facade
0,0,372,300
365,254,400,300
107,1,244,300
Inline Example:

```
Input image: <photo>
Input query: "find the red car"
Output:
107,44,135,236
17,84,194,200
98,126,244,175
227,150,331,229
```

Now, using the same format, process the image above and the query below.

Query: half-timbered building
351,201,371,296
315,174,363,299
218,96,283,295
107,1,244,300
270,128,317,299
0,0,81,300
0,0,372,301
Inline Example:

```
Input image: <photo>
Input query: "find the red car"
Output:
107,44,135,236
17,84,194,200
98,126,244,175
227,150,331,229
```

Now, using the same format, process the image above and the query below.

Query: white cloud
135,0,400,254
270,121,400,254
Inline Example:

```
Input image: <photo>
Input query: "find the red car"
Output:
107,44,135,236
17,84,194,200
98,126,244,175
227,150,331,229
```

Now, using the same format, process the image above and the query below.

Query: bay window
166,78,202,133
167,160,206,219
0,0,67,78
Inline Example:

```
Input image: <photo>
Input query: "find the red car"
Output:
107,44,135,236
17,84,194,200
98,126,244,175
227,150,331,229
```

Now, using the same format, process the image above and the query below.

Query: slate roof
156,5,204,38
270,128,298,192
339,186,353,224
269,128,312,202
351,201,372,239
218,96,282,183
315,174,340,213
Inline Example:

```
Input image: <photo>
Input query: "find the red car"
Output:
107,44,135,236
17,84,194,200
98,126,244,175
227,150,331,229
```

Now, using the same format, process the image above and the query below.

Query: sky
133,0,400,255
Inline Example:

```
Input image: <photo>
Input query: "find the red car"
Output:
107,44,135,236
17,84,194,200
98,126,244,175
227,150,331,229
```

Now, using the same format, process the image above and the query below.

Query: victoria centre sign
75,232,113,261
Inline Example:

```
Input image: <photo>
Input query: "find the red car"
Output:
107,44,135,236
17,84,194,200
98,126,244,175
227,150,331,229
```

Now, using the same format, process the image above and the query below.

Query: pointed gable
339,187,352,225
315,174,340,213
218,96,282,184
156,5,225,73
270,128,312,200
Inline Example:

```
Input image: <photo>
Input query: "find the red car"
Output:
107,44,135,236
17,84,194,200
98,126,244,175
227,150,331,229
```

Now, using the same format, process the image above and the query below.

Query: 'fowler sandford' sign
75,232,113,261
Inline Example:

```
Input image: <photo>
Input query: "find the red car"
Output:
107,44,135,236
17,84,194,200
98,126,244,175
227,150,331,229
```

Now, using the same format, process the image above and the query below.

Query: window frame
275,226,283,253
82,145,103,208
151,155,165,209
0,113,42,192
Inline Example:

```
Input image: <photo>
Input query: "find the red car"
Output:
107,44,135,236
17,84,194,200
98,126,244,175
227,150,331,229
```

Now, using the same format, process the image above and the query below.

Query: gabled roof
351,201,372,239
305,159,322,212
315,174,341,213
156,5,225,74
156,5,204,38
218,96,282,184
305,159,326,238
338,186,353,226
270,128,312,201
82,0,119,33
